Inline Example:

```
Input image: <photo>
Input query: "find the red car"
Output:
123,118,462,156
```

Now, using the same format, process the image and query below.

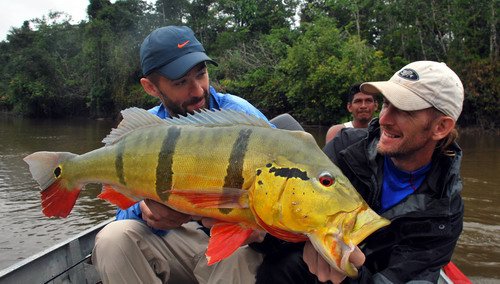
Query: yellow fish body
24,108,389,277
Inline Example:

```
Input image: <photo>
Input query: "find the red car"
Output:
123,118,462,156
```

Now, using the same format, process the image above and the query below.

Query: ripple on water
463,176,490,184
453,221,500,280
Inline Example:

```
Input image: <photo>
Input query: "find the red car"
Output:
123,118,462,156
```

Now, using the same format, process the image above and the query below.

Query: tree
83,0,154,117
214,28,300,117
3,14,86,117
278,17,391,124
155,0,189,25
0,0,496,128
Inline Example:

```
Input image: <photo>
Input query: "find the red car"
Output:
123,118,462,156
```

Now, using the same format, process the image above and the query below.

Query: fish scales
23,107,390,277
113,124,258,222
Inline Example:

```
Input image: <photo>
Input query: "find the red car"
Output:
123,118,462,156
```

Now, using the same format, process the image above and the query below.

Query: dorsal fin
102,107,271,145
102,107,167,145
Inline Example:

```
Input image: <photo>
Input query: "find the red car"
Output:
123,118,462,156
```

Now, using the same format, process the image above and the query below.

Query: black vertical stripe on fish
156,126,181,201
221,128,252,214
115,141,127,186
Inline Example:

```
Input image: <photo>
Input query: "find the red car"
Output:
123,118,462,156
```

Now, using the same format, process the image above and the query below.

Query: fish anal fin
41,180,81,218
98,185,137,209
206,223,253,265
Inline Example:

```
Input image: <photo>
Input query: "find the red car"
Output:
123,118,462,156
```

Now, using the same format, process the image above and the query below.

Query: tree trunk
416,18,427,60
490,0,498,61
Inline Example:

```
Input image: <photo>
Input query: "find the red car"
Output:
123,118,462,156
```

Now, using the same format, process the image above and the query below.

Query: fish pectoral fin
206,222,254,265
170,188,249,208
98,185,137,209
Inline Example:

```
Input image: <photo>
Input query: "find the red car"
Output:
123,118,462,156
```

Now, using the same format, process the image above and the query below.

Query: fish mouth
339,205,390,277
309,205,390,278
348,205,390,246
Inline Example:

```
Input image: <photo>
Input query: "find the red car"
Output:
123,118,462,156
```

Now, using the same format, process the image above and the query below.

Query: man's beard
161,91,210,117
357,116,371,124
376,119,434,159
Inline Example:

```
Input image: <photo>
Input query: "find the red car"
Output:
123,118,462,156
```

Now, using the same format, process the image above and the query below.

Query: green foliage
458,60,500,130
276,18,391,124
0,0,496,128
214,28,300,117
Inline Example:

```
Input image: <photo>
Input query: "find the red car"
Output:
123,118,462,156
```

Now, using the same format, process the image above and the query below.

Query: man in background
325,83,378,144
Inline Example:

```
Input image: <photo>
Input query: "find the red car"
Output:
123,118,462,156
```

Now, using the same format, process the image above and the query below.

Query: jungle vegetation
0,0,497,129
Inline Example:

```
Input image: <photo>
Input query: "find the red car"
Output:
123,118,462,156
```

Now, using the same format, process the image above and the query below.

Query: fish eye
319,172,335,187
54,166,62,178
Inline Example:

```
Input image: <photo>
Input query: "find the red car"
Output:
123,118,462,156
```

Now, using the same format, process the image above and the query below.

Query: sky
0,0,155,41
0,0,92,41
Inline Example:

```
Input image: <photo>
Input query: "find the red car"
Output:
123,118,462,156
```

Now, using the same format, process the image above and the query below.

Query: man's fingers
201,218,217,228
349,246,365,268
140,199,191,229
303,241,360,284
303,242,318,274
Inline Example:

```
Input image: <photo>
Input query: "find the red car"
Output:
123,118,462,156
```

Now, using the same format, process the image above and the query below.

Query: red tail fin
41,180,81,218
24,151,80,218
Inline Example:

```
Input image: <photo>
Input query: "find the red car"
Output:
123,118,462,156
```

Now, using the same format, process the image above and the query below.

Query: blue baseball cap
140,26,217,80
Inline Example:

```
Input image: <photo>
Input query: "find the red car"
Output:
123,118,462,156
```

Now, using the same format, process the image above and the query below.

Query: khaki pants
92,220,263,284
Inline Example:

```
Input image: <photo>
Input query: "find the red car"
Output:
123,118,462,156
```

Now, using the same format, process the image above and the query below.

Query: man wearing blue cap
92,26,270,283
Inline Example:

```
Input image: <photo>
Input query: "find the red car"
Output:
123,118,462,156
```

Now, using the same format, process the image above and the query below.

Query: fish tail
24,151,80,218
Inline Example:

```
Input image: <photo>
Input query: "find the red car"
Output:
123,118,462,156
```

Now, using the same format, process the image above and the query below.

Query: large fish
24,108,389,277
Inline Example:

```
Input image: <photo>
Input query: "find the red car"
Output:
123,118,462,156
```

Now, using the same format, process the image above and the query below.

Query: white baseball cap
361,61,464,121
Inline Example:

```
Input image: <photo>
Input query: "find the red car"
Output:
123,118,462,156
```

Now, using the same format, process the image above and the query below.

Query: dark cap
140,26,217,80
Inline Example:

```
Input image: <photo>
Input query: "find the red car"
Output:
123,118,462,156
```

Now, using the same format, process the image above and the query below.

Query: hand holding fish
303,241,365,283
140,199,191,230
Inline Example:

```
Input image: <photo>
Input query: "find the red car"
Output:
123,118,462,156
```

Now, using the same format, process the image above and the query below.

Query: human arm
140,199,191,230
325,124,344,144
115,199,191,235
354,209,464,283
300,195,463,283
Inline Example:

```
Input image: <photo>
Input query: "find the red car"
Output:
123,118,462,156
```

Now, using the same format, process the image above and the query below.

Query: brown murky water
0,114,498,282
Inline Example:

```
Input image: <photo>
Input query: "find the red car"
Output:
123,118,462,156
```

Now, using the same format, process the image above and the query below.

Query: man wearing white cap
256,61,466,283
317,61,465,283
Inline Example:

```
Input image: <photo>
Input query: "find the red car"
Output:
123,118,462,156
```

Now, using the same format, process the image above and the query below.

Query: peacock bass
24,107,389,278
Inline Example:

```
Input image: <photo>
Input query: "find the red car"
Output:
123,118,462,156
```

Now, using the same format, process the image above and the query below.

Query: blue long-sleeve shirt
115,86,271,235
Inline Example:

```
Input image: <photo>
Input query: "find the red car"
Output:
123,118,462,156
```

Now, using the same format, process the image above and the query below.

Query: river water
0,114,498,282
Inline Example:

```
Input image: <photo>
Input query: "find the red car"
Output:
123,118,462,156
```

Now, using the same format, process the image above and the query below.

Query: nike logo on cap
177,40,190,48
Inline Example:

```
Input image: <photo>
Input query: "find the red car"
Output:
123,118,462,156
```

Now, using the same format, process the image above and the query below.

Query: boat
0,217,465,284
0,218,113,284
